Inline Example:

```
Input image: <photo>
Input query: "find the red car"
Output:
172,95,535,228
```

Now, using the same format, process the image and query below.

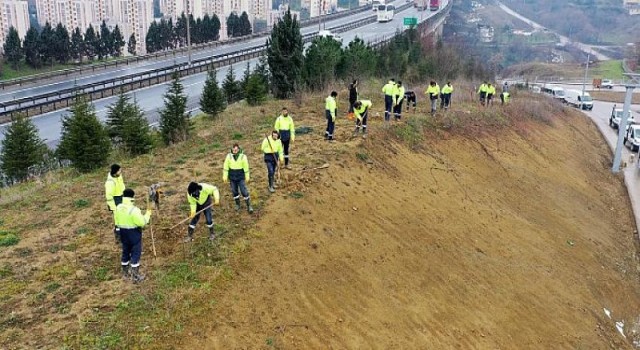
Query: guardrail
0,5,372,90
0,14,384,119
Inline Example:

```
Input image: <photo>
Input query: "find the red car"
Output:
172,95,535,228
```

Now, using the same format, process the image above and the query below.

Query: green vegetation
0,231,19,247
591,60,625,80
0,114,47,183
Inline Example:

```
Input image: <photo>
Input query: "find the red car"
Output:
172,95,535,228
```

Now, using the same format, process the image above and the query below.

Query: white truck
563,89,593,110
624,124,640,151
601,79,614,89
609,107,635,129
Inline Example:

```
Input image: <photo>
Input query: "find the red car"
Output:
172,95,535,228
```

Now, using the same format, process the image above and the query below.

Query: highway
0,1,448,149
0,6,381,104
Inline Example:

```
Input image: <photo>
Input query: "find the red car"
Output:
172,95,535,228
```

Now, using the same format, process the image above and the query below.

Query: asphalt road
0,5,391,104
0,1,445,149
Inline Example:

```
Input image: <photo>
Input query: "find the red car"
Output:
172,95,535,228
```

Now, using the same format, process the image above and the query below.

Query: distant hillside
502,0,640,44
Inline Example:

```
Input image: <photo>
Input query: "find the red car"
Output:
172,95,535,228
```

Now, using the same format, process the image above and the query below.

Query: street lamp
184,0,191,66
580,53,589,110
612,73,640,173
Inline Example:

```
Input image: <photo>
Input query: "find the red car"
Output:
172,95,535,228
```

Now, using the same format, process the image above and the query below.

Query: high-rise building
0,0,30,45
126,0,153,54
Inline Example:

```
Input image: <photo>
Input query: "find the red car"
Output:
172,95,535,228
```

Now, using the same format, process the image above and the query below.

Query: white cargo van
541,85,565,100
609,107,635,129
563,89,593,110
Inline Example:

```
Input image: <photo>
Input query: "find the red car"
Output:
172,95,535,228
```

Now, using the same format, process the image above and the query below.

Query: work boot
208,227,216,241
131,266,145,283
183,227,194,243
234,198,241,211
268,177,275,193
121,265,130,280
246,199,254,213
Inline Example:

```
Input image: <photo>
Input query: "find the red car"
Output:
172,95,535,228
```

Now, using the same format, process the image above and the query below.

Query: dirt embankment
182,107,640,348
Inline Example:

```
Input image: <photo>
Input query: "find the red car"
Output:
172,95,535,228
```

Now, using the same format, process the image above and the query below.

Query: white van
563,89,593,110
541,85,565,100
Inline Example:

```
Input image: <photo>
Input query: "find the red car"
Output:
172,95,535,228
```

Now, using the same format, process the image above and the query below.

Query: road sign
403,17,417,26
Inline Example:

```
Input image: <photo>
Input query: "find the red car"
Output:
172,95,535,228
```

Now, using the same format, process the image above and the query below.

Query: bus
430,0,439,11
372,0,385,11
377,4,395,22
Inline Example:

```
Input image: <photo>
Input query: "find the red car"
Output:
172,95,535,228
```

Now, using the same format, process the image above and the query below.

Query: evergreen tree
338,37,376,80
3,27,23,69
227,13,239,37
39,22,55,65
239,12,252,36
112,25,125,57
266,9,303,98
211,14,221,41
222,65,240,103
23,27,41,68
107,92,153,155
54,23,71,64
84,25,97,60
127,33,137,56
99,20,112,59
57,95,111,173
159,72,191,145
70,27,83,61
199,66,226,119
175,13,187,46
0,115,47,183
303,36,343,91
241,61,251,94
145,21,159,53
245,71,268,106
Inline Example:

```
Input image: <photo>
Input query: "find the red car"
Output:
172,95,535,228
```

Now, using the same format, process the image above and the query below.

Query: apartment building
0,0,30,45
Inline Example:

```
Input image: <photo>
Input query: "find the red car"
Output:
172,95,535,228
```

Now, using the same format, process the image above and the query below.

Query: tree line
0,9,490,184
2,21,127,70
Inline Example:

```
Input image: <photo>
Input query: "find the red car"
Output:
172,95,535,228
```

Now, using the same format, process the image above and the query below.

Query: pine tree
303,36,343,91
106,91,128,143
227,13,239,37
222,65,240,103
70,27,83,61
0,115,47,183
112,25,125,57
3,27,23,69
145,21,158,53
57,95,111,173
239,12,252,36
39,22,55,66
54,23,71,64
159,72,191,145
128,33,137,56
241,61,251,93
84,25,97,60
245,71,268,106
200,66,226,119
211,14,221,41
338,37,376,80
266,9,303,98
23,27,40,68
99,20,112,59
107,92,154,155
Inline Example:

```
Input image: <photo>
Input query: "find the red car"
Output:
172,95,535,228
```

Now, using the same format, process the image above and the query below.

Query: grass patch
0,265,13,279
289,192,304,199
44,282,62,293
232,132,243,140
73,199,91,208
356,152,369,162
591,60,624,80
75,227,90,235
157,262,200,290
92,267,111,282
1,61,76,80
0,231,19,247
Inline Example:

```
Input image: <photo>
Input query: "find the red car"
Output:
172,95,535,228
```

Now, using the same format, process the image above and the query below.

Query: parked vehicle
563,89,593,110
541,85,565,100
377,4,395,21
372,0,385,11
624,124,640,151
609,107,635,129
414,0,428,10
601,79,614,89
430,0,439,10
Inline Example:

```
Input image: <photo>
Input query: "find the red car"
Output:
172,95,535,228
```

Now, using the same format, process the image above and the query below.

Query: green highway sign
403,17,417,26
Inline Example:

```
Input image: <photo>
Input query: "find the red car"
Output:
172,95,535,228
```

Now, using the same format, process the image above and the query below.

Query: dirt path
178,111,640,348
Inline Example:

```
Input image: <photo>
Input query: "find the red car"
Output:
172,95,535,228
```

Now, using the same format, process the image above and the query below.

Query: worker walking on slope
325,91,338,141
382,79,396,122
115,188,152,283
348,80,358,114
184,182,220,242
393,81,405,120
487,83,496,106
105,163,125,244
426,81,440,115
274,107,295,169
405,90,417,112
352,99,372,138
500,91,510,105
441,82,454,110
262,130,285,193
223,143,254,213
478,81,488,106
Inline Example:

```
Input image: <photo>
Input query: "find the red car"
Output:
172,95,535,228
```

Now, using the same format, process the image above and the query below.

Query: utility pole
185,0,191,66
612,73,640,173
580,53,589,110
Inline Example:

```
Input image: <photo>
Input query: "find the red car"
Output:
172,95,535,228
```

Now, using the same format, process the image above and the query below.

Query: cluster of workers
478,81,511,106
105,79,514,283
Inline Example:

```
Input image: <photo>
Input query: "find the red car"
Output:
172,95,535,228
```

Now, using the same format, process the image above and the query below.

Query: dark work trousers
120,228,142,267
355,110,368,134
479,91,486,105
325,110,335,140
442,93,451,109
393,99,403,120
487,93,494,106
348,101,356,113
189,196,213,230
280,130,291,166
230,178,250,200
111,195,123,239
405,93,416,111
264,153,278,182
384,95,393,121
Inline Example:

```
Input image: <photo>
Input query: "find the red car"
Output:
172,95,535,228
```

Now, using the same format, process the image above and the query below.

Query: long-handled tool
147,183,164,258
265,133,282,185
169,202,215,230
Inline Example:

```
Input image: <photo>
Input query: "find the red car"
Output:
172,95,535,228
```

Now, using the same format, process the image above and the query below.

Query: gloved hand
145,209,152,216
245,176,250,183
189,211,196,219
223,178,229,184
214,201,220,206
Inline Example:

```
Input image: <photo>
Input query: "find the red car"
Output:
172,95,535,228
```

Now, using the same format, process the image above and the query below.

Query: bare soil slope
185,108,640,348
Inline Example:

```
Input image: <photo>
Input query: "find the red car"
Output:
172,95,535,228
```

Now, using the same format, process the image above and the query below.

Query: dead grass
590,90,640,105
0,80,636,349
